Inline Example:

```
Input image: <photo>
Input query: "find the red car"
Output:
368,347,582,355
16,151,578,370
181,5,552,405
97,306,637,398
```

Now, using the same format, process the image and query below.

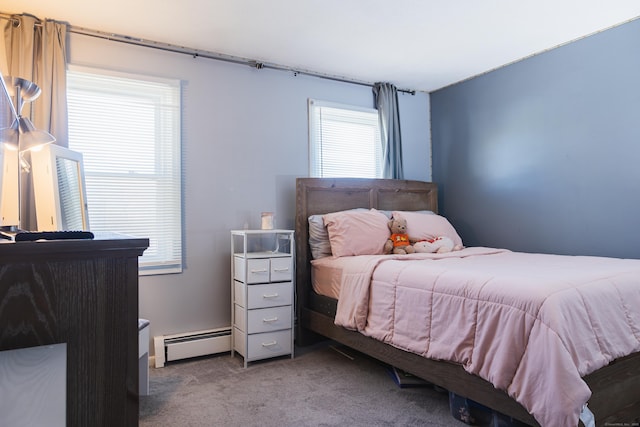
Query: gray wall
431,18,640,259
68,33,431,352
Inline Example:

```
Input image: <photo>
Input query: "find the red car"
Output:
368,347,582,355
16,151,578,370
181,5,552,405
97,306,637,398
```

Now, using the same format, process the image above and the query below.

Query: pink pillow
392,210,463,247
323,209,390,257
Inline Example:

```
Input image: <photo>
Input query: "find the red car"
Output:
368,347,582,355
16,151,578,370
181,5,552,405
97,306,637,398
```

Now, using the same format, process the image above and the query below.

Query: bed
294,177,640,427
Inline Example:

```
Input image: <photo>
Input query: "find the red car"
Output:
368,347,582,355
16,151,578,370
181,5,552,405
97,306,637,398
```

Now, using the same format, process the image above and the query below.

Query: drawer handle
263,293,279,298
262,341,278,347
251,269,269,274
273,267,289,272
262,317,278,323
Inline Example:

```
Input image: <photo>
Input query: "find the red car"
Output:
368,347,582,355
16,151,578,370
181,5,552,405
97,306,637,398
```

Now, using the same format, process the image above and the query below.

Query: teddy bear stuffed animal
413,236,456,254
384,215,415,255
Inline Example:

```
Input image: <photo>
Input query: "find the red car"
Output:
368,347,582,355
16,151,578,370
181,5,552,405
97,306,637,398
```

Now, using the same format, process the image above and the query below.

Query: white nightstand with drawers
231,229,295,367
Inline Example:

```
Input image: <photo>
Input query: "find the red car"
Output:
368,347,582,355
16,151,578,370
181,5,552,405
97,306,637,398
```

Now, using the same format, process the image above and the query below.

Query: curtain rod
0,13,415,94
70,26,417,95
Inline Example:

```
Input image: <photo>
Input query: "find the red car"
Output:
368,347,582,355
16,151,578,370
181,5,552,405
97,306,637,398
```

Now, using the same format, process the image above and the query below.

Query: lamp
0,72,56,233
1,75,56,152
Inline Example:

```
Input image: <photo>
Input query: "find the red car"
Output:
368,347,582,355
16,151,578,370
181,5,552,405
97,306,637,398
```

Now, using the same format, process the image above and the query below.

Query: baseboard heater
153,327,231,368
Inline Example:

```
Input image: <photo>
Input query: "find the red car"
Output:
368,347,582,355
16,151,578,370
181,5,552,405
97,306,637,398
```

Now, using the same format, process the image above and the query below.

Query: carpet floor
140,341,464,426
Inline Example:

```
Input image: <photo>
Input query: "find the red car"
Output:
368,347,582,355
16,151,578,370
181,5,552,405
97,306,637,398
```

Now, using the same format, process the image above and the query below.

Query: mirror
56,156,85,230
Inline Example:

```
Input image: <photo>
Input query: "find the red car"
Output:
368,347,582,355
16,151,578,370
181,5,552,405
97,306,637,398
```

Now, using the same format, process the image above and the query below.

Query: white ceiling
2,1,640,92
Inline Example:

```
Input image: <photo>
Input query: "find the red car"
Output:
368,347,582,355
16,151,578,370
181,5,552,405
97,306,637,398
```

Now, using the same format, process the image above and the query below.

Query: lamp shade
0,75,55,150
4,76,42,112
0,117,56,151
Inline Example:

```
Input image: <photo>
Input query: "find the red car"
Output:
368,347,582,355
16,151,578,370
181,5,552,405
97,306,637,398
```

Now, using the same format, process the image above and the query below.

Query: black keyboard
10,230,95,242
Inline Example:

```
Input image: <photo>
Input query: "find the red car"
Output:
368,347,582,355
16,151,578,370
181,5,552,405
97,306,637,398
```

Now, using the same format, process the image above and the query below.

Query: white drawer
246,258,271,283
247,306,292,334
233,327,246,356
270,257,292,282
233,256,245,282
234,304,246,332
234,257,271,283
246,329,292,360
234,280,245,308
247,282,292,309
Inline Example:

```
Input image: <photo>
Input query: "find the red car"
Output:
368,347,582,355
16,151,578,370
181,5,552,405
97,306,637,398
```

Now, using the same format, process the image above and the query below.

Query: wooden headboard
294,178,438,340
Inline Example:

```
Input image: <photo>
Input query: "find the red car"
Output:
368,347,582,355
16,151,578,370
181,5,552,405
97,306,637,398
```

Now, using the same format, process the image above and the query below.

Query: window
67,66,182,274
308,99,382,178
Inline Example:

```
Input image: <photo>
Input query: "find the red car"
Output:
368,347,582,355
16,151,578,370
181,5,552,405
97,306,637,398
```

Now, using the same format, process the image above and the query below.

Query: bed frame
294,177,640,427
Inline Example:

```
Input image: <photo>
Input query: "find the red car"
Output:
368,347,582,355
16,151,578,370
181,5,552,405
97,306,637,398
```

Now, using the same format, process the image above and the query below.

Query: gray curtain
373,82,404,179
2,13,68,229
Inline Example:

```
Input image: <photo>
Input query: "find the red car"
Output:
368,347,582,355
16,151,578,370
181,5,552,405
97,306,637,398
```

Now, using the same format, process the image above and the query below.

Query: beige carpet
140,341,463,427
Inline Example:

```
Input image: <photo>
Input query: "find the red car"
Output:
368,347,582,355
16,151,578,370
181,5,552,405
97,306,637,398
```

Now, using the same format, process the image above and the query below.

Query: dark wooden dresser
0,234,149,427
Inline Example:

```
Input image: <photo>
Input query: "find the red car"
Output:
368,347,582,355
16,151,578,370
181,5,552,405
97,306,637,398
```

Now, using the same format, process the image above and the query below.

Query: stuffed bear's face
389,218,408,234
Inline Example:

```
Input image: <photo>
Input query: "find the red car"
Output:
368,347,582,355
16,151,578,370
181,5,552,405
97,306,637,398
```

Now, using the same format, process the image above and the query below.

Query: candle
261,212,274,230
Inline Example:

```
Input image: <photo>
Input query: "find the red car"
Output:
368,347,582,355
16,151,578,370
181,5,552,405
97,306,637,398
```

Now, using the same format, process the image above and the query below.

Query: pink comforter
334,247,640,427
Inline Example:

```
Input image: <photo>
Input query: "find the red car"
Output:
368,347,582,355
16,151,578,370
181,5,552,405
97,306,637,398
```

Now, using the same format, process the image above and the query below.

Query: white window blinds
67,66,182,274
308,99,382,178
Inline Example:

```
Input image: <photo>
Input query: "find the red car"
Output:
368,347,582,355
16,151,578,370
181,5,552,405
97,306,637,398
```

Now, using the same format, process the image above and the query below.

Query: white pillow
392,210,463,247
